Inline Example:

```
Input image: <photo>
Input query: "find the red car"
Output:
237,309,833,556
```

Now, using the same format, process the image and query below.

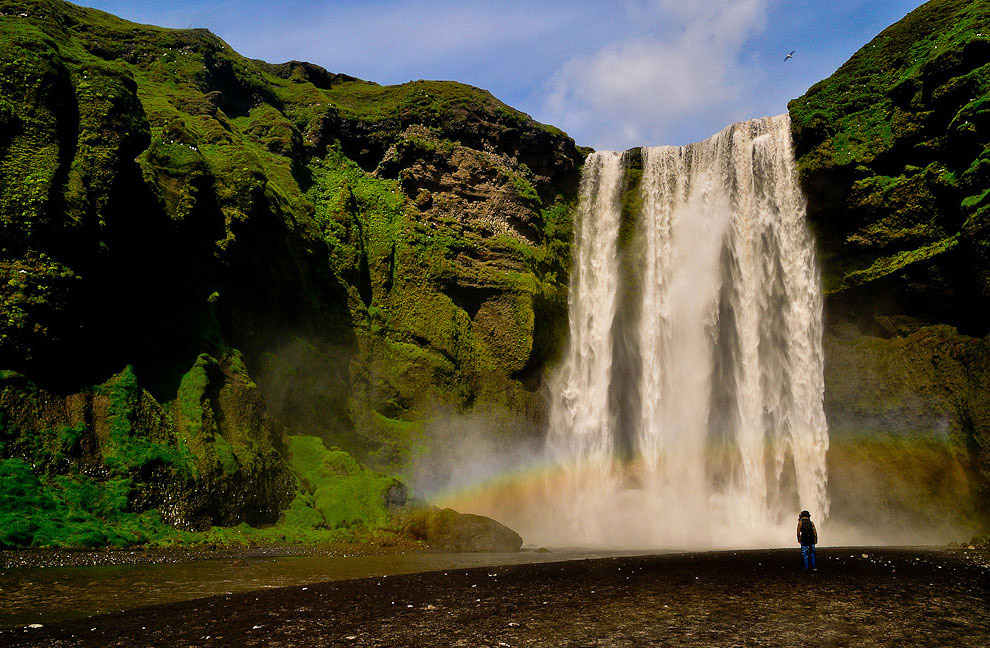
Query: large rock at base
402,507,523,552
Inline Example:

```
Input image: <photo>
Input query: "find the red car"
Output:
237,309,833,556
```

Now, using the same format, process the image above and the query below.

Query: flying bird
784,50,796,61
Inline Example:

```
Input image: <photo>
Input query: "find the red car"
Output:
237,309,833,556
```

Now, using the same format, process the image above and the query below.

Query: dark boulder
402,507,523,553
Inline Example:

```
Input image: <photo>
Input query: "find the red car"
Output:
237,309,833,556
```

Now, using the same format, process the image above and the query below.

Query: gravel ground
0,542,423,569
2,547,987,648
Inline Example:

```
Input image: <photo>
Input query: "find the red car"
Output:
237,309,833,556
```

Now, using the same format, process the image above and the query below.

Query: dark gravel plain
1,547,987,648
0,542,415,570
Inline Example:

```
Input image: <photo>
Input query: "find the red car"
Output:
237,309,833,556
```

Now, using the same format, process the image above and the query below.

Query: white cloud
545,0,770,150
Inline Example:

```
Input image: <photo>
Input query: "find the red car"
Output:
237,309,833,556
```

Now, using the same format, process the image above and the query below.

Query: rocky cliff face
0,0,582,546
789,0,990,535
5,0,987,548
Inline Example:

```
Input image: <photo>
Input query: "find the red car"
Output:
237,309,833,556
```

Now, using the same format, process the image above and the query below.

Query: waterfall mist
541,115,828,547
427,115,980,548
431,115,834,548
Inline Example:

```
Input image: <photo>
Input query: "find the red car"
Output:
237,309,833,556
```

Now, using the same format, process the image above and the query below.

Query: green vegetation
281,435,397,530
323,78,543,130
0,459,180,548
0,0,583,547
98,366,191,477
787,0,990,533
0,368,410,548
838,235,959,290
789,0,990,319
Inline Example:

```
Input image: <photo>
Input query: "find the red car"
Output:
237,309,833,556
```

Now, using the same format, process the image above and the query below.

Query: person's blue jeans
801,544,817,570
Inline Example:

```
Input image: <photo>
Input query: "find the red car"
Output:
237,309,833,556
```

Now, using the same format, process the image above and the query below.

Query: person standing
797,510,818,571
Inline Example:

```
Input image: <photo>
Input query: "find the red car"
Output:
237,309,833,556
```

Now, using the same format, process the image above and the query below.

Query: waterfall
546,115,829,548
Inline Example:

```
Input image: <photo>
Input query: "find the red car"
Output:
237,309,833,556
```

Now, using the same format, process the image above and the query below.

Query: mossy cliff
0,0,583,546
789,0,990,532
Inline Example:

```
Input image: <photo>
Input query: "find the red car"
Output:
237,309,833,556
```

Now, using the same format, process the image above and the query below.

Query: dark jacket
797,515,817,545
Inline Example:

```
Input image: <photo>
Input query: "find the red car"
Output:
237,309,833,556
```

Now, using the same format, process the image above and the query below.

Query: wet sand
0,549,656,627
2,547,987,647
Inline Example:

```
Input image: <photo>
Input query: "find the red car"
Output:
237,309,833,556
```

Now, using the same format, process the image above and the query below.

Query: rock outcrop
0,354,294,545
402,507,524,553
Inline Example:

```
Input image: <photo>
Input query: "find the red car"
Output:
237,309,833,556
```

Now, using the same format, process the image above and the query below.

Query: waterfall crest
546,115,829,548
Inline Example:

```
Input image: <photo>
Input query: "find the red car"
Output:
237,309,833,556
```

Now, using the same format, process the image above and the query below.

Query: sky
76,0,928,150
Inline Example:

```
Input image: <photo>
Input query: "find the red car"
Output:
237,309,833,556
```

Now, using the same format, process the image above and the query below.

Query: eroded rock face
378,126,545,244
0,356,293,537
789,0,990,531
0,0,583,545
402,507,524,553
824,326,990,537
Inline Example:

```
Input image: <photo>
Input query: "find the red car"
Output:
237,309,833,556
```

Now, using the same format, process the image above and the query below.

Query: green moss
176,357,209,438
0,457,181,548
0,253,79,358
322,78,558,135
790,0,989,171
790,0,990,334
281,435,397,530
307,147,405,288
838,236,959,291
509,172,542,206
98,366,190,476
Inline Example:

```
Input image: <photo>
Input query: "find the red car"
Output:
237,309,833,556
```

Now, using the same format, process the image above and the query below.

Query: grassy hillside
0,0,584,546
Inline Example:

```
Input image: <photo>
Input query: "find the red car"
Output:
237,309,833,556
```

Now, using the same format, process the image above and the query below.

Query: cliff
789,0,990,535
0,0,583,546
4,0,988,548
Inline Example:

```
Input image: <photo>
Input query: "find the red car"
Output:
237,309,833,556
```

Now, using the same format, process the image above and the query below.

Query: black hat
799,510,810,517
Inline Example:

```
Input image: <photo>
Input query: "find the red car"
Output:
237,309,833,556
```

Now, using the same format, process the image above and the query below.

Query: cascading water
545,115,829,548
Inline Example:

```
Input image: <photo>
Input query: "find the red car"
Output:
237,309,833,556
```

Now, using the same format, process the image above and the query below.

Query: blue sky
77,0,927,150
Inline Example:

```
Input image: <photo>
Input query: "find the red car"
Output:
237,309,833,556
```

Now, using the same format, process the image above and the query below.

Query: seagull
784,50,796,61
